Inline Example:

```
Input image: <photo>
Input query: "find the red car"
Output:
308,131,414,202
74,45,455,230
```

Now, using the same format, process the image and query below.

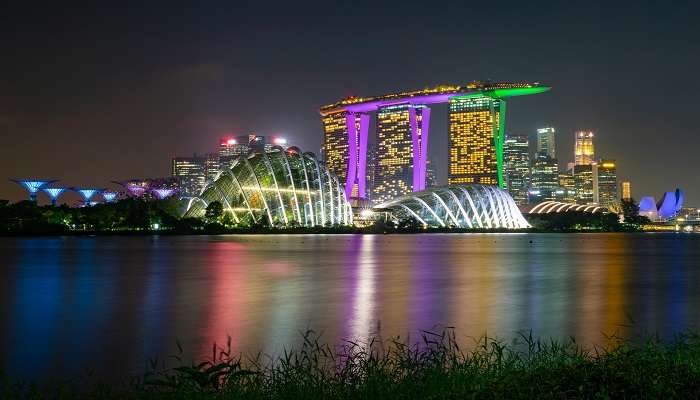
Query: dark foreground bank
3,330,700,399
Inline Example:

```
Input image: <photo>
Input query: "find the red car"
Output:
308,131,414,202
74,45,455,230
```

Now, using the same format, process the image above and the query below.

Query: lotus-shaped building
373,184,529,229
184,147,353,226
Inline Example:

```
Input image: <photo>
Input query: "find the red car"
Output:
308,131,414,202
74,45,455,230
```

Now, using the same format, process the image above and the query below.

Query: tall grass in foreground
4,329,700,399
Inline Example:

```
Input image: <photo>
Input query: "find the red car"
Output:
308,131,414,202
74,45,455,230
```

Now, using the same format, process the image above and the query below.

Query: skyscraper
448,96,503,186
536,127,556,159
172,154,211,196
573,164,595,204
621,181,631,200
531,152,559,190
503,134,530,205
218,137,248,170
321,111,351,188
596,160,618,207
559,172,577,202
425,159,437,189
373,104,424,204
574,131,595,165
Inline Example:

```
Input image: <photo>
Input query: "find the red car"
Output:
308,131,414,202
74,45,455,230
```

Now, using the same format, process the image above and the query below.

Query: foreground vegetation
3,330,700,399
0,197,650,235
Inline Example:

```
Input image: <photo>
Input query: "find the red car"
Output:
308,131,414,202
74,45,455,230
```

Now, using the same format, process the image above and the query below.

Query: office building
219,135,287,170
171,154,215,196
503,134,530,205
559,172,577,203
218,137,248,170
448,96,502,186
425,159,437,189
596,159,618,207
574,131,595,165
373,104,427,204
573,164,595,204
621,181,631,200
321,111,352,187
536,127,556,159
530,152,559,191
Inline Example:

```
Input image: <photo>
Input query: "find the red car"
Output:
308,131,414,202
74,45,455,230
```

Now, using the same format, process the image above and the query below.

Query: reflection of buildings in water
259,259,302,352
603,235,628,343
409,241,448,332
574,235,628,346
348,235,377,341
200,241,256,359
449,237,499,339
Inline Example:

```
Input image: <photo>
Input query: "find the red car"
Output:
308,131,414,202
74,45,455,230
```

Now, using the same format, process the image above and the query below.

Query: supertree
10,179,58,202
42,187,68,206
102,191,118,202
74,188,104,206
152,188,177,200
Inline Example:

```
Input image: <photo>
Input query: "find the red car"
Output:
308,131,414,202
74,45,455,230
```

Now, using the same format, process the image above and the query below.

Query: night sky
2,2,699,204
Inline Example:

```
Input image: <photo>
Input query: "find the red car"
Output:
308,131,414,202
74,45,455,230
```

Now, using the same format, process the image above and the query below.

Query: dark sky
2,1,699,204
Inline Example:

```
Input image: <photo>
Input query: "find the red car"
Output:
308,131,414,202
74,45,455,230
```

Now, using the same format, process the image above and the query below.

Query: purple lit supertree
10,179,58,202
152,188,177,200
42,187,68,206
112,180,150,197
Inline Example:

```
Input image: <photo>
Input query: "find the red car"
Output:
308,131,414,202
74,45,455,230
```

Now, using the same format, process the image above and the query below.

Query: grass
4,329,700,399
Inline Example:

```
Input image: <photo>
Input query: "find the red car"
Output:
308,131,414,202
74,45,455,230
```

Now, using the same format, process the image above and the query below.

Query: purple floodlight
345,112,358,198
343,112,370,199
357,113,369,198
10,179,58,201
102,191,118,202
152,188,176,200
409,106,431,192
42,187,67,206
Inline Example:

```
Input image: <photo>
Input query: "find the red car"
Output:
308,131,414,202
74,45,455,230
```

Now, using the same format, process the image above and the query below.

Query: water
1,233,699,381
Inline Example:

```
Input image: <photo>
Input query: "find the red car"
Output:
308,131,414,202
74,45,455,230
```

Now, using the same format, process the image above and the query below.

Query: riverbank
4,330,700,399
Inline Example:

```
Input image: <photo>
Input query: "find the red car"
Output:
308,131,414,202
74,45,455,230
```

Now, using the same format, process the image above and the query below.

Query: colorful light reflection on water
0,233,699,382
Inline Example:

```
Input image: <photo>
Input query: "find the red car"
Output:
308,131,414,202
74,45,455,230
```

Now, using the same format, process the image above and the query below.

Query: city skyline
1,3,698,204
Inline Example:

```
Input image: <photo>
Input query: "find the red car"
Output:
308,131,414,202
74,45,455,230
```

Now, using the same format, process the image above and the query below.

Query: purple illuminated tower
42,187,68,206
10,179,57,202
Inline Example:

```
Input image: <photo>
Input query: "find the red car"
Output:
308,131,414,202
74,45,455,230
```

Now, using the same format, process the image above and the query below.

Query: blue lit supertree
10,179,58,202
102,191,118,202
42,187,68,206
73,188,104,206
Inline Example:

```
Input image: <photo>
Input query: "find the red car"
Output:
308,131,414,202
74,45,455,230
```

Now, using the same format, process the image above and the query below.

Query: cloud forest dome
373,185,530,229
319,81,550,114
184,147,353,227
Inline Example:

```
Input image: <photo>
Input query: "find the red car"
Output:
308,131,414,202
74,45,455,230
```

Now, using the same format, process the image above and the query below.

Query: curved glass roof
184,147,353,227
374,184,530,229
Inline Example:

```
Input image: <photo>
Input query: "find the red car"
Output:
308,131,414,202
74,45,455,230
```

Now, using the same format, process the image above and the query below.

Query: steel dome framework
374,184,529,229
184,147,353,226
527,201,604,214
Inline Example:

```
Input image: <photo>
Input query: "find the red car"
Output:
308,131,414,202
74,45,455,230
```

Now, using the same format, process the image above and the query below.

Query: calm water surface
1,233,699,381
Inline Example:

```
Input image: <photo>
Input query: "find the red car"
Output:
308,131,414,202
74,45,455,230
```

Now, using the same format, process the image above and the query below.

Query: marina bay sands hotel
320,81,550,204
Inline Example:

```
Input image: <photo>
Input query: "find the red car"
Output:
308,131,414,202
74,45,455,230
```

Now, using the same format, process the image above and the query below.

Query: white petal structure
184,147,353,226
374,185,530,229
